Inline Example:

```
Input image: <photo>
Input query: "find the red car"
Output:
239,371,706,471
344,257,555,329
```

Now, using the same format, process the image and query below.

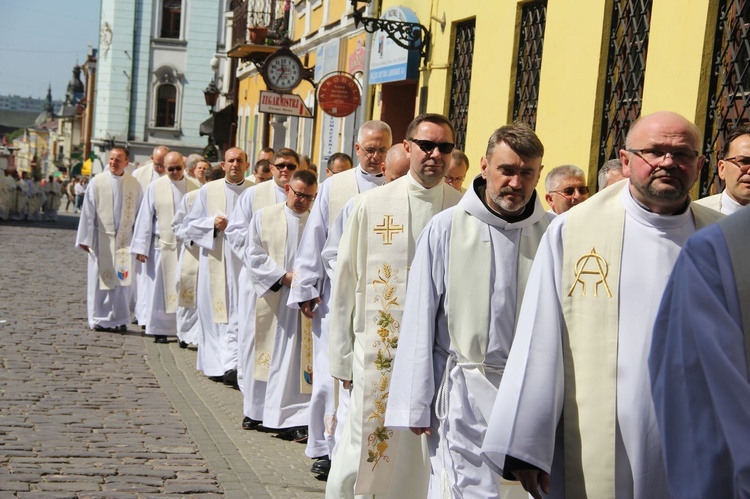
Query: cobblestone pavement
0,214,326,498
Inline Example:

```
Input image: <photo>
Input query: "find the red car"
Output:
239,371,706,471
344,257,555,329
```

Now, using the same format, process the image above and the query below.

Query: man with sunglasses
131,152,200,343
544,164,590,214
288,121,390,476
481,112,723,499
695,124,750,214
326,114,462,498
225,148,299,425
181,147,253,385
244,169,318,444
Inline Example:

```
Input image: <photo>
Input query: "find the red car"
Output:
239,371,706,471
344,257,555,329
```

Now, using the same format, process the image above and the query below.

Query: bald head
152,146,170,176
625,111,701,150
382,143,410,183
164,151,185,181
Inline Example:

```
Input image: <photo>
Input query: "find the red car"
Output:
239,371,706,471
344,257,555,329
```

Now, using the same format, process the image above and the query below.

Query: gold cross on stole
373,215,404,245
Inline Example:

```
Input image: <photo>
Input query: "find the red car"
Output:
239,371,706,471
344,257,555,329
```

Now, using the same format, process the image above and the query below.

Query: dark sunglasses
274,162,298,171
552,186,590,197
167,166,183,172
408,138,455,155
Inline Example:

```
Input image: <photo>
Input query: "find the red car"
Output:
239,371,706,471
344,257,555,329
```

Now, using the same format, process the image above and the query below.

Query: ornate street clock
261,47,304,94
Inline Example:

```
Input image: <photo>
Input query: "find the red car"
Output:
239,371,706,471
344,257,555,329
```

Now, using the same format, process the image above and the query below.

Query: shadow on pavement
0,213,80,231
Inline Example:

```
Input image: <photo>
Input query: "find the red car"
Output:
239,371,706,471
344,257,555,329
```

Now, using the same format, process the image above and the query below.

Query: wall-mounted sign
369,6,421,84
314,39,342,83
317,73,361,118
348,39,366,74
259,91,313,118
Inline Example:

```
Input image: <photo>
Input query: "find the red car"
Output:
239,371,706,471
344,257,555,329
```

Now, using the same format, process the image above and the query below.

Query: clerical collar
474,177,535,223
359,165,384,177
224,178,245,186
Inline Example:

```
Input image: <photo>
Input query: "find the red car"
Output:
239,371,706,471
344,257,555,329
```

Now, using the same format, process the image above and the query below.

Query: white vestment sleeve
130,184,156,256
75,181,97,248
182,189,216,251
225,188,254,259
244,210,286,297
385,218,443,428
327,199,365,382
481,221,566,476
649,227,750,499
171,193,191,245
321,197,356,280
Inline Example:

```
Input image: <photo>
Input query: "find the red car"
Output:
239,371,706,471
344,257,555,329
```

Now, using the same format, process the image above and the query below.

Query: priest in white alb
75,147,142,332
480,111,724,499
181,147,252,381
131,145,169,327
386,123,552,498
289,121,390,473
225,148,297,420
326,113,462,499
131,152,200,343
694,124,750,214
244,169,318,440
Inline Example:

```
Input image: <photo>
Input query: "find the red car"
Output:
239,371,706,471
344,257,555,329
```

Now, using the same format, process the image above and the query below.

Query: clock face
264,54,302,92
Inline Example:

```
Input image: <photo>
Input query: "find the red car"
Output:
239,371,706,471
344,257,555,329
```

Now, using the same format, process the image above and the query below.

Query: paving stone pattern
0,215,326,498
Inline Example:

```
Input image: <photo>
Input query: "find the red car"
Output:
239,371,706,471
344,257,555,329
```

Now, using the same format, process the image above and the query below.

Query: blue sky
0,0,101,101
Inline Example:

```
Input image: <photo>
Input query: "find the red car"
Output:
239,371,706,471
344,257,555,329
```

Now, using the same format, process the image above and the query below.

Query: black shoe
154,335,168,344
179,341,188,349
311,456,330,476
223,369,238,388
115,325,127,332
242,417,262,430
93,325,112,332
140,325,146,330
208,375,224,382
279,426,308,443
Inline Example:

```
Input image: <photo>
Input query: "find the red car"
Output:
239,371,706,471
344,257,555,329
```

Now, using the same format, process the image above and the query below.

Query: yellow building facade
233,0,747,197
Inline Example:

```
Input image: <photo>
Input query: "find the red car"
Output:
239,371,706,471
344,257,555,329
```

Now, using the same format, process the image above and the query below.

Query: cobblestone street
0,213,326,498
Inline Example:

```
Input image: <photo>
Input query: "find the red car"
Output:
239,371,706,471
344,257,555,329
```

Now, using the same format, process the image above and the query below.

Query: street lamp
203,81,220,110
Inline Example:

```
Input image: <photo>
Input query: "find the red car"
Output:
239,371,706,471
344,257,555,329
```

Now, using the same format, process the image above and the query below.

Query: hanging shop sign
259,91,313,118
368,6,421,84
317,72,362,118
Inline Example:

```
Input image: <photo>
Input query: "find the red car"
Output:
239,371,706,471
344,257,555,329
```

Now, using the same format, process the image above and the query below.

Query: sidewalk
0,215,326,497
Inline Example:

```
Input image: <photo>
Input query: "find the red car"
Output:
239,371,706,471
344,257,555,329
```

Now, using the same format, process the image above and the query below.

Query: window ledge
151,38,188,48
147,126,182,138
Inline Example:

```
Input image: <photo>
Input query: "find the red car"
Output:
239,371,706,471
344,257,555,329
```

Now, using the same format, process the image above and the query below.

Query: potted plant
248,9,269,44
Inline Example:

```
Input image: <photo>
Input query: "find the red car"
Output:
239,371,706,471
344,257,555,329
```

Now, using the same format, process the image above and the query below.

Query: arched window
161,0,182,39
156,84,177,127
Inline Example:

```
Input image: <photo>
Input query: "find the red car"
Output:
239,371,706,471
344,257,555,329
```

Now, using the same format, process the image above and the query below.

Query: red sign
317,73,361,118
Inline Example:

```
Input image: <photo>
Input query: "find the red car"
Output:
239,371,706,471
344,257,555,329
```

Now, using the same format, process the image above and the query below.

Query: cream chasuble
355,174,459,494
252,179,277,213
205,178,252,323
253,203,313,394
132,161,155,193
561,181,723,499
93,172,139,289
154,175,199,313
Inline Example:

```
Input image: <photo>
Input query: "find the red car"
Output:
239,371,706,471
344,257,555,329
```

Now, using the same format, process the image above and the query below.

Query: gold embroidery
567,247,612,298
257,351,271,367
366,262,400,470
324,414,337,435
373,215,404,245
214,301,226,315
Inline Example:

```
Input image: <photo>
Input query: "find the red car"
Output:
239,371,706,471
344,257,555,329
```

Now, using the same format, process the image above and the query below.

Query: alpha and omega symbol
373,215,404,245
567,247,613,298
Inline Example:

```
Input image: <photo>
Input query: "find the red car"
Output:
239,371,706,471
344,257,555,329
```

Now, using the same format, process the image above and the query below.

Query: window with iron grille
598,0,653,167
448,19,475,151
702,0,750,196
513,0,547,130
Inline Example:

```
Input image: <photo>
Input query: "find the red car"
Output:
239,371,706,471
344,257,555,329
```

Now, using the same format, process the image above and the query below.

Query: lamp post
203,81,220,112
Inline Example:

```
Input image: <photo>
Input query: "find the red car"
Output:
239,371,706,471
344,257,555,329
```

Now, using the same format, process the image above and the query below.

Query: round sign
317,73,361,118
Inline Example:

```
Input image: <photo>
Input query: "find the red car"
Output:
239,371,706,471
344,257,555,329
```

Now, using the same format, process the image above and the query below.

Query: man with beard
181,148,252,382
481,111,723,499
326,114,462,498
385,123,551,498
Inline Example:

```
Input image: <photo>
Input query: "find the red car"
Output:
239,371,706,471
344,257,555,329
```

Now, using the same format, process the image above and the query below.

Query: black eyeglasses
290,186,316,202
408,138,455,155
626,148,699,168
167,166,183,172
551,186,590,197
274,162,298,171
362,147,388,157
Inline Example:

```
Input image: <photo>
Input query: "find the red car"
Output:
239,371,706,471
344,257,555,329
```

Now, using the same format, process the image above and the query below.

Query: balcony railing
231,0,280,49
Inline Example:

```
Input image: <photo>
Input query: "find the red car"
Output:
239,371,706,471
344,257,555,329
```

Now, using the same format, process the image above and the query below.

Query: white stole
132,162,154,193
561,181,722,499
155,176,199,313
93,172,139,289
328,168,359,226
252,179,278,213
